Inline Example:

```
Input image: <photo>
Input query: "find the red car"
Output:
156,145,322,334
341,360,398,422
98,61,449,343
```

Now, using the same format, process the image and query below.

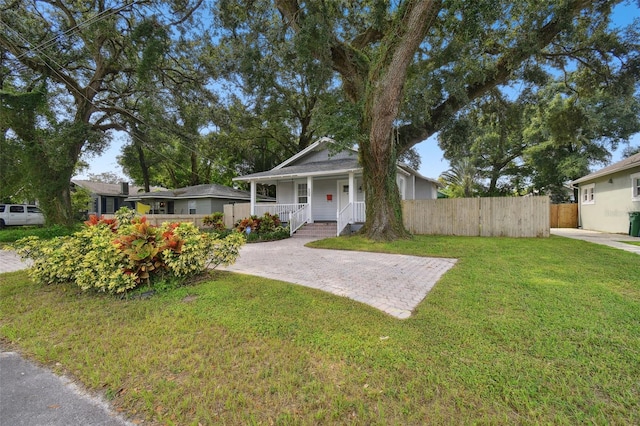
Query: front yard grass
1,235,639,424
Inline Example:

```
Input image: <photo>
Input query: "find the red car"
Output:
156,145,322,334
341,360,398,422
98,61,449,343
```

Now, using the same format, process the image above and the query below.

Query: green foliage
245,226,290,242
0,224,80,243
439,157,481,198
70,186,92,219
10,217,244,294
255,212,281,233
3,235,640,424
202,212,225,231
234,213,288,242
114,207,136,226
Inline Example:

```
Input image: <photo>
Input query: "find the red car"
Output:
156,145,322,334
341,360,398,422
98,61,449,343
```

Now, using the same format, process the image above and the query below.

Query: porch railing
288,204,309,236
254,203,306,219
353,201,366,223
337,202,366,236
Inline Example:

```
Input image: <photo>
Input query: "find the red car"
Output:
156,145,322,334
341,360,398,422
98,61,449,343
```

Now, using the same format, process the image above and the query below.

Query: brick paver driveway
221,237,457,319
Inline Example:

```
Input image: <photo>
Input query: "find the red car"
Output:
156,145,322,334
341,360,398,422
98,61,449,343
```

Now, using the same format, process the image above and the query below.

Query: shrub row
202,212,290,242
11,213,244,294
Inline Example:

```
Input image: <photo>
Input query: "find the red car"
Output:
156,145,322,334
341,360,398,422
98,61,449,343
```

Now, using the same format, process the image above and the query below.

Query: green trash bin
629,212,640,237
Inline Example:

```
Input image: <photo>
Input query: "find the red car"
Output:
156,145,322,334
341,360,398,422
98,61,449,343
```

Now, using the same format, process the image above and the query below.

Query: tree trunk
360,136,410,240
132,128,152,192
135,142,151,193
190,151,199,185
358,0,439,241
33,158,76,226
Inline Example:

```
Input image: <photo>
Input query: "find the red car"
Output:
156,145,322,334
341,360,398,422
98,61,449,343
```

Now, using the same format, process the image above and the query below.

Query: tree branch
396,0,594,153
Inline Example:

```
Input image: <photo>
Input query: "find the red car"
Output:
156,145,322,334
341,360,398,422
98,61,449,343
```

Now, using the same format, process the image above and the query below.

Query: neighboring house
72,180,150,216
572,152,640,233
125,183,272,215
233,137,440,236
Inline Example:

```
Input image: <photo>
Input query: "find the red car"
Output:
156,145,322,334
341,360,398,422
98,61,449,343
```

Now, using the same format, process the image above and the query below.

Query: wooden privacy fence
550,203,578,228
223,203,251,228
103,214,209,227
402,196,550,237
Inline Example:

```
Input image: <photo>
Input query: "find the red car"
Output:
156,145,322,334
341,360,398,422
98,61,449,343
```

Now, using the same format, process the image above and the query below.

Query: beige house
572,152,640,233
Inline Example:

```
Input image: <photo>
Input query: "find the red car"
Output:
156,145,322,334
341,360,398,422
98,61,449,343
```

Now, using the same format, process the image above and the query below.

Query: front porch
246,170,367,237
253,201,366,236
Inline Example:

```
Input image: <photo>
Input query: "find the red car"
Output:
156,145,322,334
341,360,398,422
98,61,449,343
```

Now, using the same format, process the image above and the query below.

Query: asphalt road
0,349,134,426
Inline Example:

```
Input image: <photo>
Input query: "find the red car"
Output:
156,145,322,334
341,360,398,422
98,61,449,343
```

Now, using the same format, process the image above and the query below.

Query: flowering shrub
12,215,244,294
235,213,289,242
235,217,256,234
202,212,225,231
84,214,118,231
257,212,281,233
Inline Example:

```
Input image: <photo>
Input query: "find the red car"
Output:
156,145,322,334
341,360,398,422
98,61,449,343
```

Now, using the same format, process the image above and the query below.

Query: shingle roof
128,183,272,201
572,152,640,184
71,180,151,196
234,158,361,181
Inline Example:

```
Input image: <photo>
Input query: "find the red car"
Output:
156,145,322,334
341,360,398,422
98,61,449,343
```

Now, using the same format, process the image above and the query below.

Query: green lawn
0,224,80,243
1,235,639,424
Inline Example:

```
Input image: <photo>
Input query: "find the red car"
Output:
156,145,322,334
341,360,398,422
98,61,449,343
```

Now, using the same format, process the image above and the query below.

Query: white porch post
307,176,313,223
348,172,355,223
250,180,256,216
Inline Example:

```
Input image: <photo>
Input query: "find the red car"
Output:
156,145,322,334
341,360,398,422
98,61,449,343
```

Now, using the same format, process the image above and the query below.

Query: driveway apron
221,237,457,319
551,228,640,255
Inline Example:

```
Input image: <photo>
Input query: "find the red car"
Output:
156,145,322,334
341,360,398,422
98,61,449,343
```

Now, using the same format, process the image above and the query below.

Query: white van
0,204,46,228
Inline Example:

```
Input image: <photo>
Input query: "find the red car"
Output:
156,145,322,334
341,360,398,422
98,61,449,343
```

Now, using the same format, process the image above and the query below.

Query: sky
75,2,640,183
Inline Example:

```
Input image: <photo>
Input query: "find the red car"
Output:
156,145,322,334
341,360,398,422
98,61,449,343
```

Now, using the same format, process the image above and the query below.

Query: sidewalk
0,249,31,273
0,350,134,426
551,228,640,255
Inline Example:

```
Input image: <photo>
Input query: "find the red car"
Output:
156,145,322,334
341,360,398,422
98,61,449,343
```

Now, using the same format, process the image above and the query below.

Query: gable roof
572,152,640,184
273,137,355,170
126,183,272,201
234,137,440,185
398,163,442,186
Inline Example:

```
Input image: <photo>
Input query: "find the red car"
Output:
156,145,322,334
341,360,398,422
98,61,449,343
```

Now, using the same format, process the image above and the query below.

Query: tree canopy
2,0,638,239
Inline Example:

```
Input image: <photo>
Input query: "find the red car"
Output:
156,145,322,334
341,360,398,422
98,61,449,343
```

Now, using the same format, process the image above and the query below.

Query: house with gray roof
125,183,272,215
572,151,640,234
71,180,153,216
233,137,440,236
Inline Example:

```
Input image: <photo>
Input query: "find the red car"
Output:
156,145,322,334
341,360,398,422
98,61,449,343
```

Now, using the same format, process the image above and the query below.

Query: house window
632,173,640,201
188,200,196,214
106,197,115,214
581,183,595,205
297,183,308,204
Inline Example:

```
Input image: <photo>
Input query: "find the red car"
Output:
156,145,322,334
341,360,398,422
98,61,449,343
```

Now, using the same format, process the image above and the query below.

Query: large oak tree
270,0,637,240
0,0,202,224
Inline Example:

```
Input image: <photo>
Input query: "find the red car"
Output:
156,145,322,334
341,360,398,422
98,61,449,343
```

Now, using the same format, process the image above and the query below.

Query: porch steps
293,222,337,238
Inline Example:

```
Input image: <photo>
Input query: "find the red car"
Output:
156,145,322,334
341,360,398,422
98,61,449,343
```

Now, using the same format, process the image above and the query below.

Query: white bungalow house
572,151,640,234
233,137,440,236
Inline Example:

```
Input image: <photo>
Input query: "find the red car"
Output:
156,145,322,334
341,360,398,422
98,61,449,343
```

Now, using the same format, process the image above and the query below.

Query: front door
337,179,350,217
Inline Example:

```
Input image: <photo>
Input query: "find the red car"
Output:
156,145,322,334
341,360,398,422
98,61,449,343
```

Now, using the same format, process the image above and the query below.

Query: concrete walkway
221,237,457,319
551,228,640,255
